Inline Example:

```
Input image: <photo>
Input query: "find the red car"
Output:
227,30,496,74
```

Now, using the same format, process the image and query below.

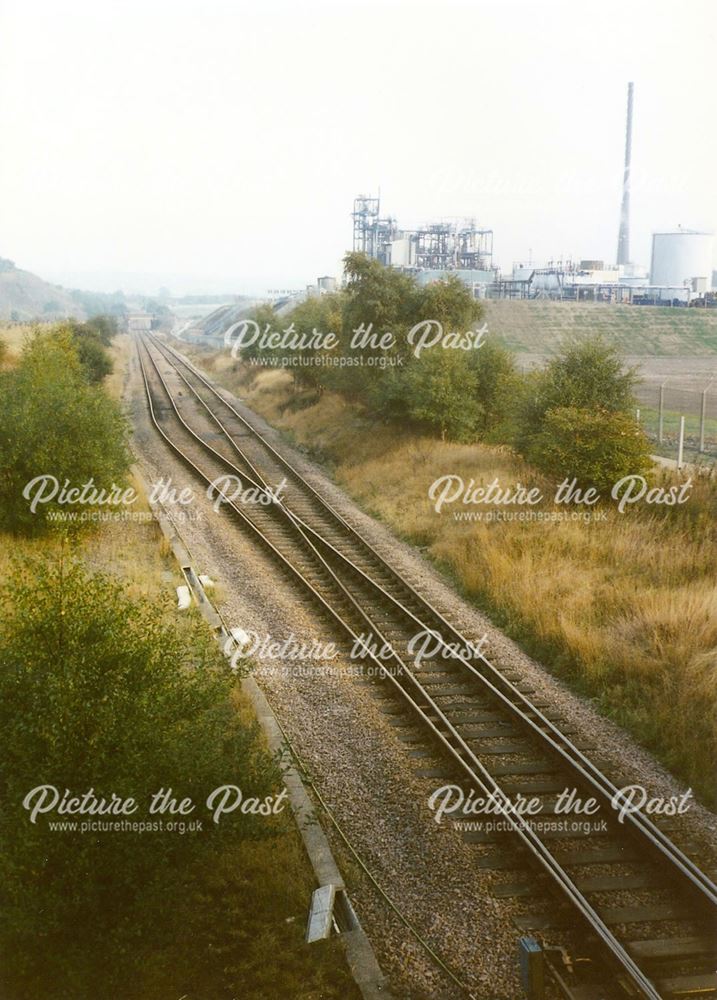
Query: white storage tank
650,230,714,290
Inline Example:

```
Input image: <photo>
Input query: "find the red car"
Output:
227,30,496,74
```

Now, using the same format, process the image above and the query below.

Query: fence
634,381,717,464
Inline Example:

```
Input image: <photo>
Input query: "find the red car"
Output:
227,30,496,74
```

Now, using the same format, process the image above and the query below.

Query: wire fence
634,381,717,463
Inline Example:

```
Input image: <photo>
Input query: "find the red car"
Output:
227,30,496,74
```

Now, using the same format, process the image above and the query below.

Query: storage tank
389,237,413,268
650,231,714,290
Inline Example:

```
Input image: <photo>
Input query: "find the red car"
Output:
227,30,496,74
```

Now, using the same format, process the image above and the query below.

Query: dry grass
105,330,133,400
212,363,717,804
0,323,42,366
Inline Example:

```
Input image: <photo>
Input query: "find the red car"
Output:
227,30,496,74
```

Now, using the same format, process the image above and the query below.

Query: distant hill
0,258,91,322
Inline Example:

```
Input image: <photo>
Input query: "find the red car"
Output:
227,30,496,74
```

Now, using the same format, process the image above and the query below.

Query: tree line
242,253,651,492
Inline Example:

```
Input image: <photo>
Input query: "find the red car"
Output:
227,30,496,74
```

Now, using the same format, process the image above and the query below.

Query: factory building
352,194,497,297
499,259,693,305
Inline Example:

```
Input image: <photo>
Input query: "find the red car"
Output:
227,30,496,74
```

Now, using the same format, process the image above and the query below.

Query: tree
338,258,489,420
414,273,482,332
0,330,130,533
406,349,481,441
63,316,117,383
515,337,642,461
71,327,113,382
342,251,418,338
526,406,652,493
0,557,279,998
83,314,118,346
468,338,519,438
338,253,417,407
279,293,343,396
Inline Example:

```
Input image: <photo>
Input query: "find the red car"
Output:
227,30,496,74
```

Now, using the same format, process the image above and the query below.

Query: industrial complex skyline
1,0,715,296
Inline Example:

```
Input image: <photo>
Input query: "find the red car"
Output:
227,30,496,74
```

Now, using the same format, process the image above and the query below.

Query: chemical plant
337,84,715,309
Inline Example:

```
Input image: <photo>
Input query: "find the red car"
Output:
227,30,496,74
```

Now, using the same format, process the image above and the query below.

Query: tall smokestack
617,82,634,266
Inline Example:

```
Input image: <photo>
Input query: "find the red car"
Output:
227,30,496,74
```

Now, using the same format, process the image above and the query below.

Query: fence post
699,378,714,453
677,415,685,469
658,383,665,444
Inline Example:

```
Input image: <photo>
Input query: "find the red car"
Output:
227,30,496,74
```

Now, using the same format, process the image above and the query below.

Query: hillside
0,258,86,321
483,299,717,356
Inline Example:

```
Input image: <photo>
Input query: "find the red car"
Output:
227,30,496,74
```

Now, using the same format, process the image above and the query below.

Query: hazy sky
1,0,715,296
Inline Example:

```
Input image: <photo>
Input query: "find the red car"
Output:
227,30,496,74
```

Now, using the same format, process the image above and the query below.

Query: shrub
0,330,130,533
536,337,637,413
64,316,117,383
516,337,639,456
0,558,278,998
468,338,520,438
526,405,652,493
406,349,481,441
71,327,113,382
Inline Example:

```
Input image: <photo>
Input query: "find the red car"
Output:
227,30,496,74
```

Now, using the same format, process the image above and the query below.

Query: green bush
64,316,117,383
0,329,130,534
0,558,279,998
406,349,481,441
526,405,652,493
516,337,639,456
468,338,519,438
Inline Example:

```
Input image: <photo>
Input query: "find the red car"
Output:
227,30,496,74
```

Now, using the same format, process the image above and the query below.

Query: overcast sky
1,0,715,296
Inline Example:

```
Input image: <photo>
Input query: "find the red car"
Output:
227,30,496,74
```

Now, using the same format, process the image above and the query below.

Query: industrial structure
351,195,397,266
334,85,716,309
650,230,714,294
616,82,634,267
352,194,496,295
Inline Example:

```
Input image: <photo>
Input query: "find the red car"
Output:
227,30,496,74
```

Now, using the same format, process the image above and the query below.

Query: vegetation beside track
0,325,361,1000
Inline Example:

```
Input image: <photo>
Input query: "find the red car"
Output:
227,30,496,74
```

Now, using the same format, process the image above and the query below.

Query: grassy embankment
482,299,717,355
181,341,717,807
0,327,360,1000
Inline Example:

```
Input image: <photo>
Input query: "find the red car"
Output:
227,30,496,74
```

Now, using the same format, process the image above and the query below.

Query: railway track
136,331,717,999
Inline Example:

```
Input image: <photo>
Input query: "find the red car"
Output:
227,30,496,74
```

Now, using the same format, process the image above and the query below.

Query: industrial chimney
617,82,634,266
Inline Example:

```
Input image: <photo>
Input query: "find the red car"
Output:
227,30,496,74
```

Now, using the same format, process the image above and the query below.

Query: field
182,346,717,805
